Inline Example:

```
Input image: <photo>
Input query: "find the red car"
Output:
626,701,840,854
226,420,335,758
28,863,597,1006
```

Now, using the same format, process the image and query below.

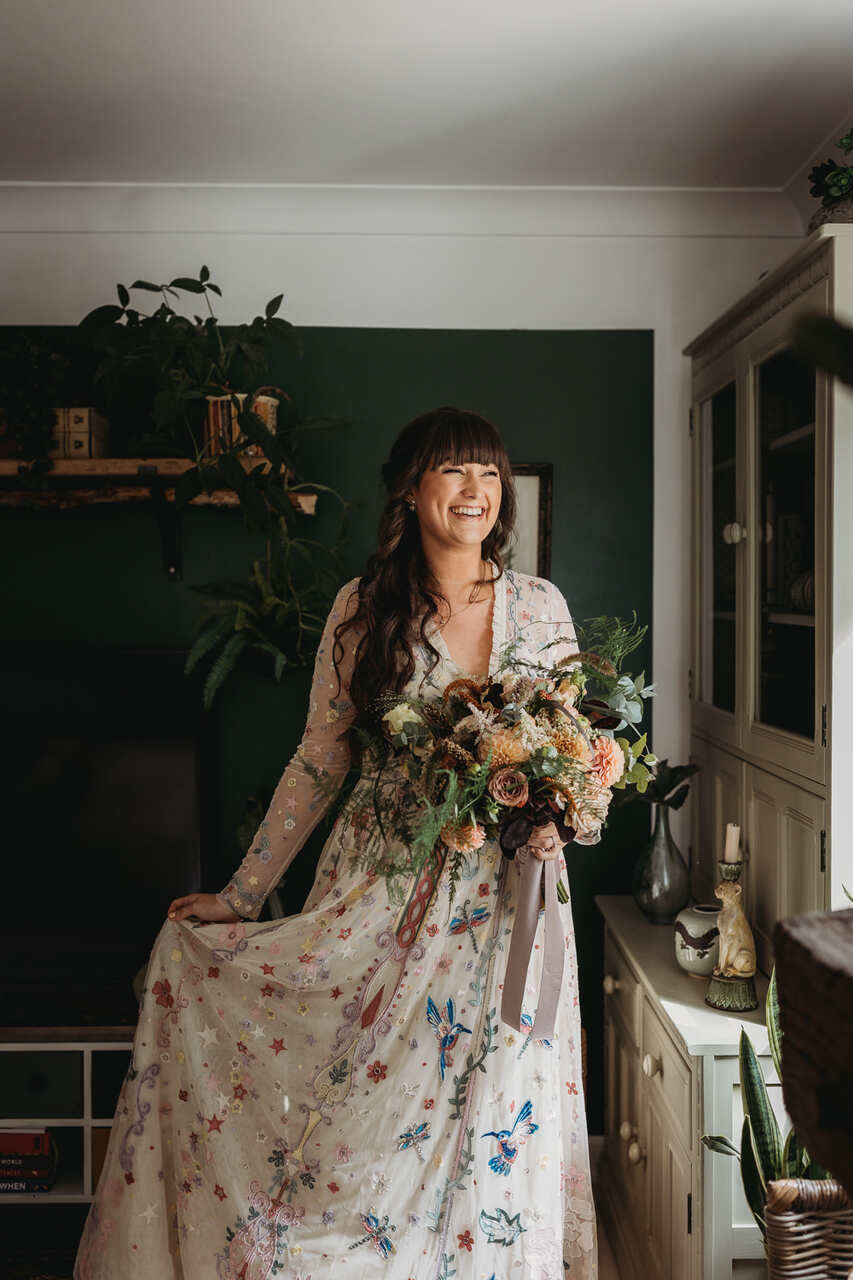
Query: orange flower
591,734,625,787
441,821,487,853
443,677,484,706
477,727,528,767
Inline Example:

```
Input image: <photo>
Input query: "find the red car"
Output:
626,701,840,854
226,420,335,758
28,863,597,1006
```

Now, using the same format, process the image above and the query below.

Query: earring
406,499,415,510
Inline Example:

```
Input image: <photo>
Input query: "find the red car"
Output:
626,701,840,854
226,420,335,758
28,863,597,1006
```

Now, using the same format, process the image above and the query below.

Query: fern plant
184,516,350,709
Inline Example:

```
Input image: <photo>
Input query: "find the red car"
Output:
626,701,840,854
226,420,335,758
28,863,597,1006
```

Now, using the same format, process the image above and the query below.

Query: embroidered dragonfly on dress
396,1120,432,1161
348,1211,397,1257
481,1098,539,1175
446,898,491,953
517,1011,553,1058
425,995,471,1081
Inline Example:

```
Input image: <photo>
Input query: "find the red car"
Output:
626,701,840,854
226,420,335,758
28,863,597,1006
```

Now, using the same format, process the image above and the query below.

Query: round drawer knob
642,1053,662,1078
721,521,748,545
619,1120,634,1142
602,975,621,995
627,1140,646,1165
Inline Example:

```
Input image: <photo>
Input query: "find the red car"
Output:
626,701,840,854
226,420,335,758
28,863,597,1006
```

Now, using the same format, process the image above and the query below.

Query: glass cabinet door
698,380,738,718
753,349,816,740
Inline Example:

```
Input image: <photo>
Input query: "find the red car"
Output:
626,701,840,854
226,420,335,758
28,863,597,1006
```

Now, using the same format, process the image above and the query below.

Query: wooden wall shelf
0,457,317,579
0,457,318,514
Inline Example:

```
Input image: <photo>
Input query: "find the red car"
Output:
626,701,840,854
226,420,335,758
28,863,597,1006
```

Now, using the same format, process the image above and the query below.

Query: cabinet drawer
604,930,641,1047
641,996,693,1150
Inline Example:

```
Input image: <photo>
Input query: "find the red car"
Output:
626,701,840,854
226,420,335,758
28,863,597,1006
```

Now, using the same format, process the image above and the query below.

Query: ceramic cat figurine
712,881,756,978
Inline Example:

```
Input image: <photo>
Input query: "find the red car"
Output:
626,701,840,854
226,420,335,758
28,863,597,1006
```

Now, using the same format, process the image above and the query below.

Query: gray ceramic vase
631,803,690,925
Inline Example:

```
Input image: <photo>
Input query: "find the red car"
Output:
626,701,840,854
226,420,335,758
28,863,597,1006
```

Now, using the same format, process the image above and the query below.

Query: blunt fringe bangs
329,406,518,736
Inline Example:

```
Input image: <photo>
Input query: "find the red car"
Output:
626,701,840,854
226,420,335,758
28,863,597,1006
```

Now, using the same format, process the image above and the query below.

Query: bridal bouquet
343,614,657,906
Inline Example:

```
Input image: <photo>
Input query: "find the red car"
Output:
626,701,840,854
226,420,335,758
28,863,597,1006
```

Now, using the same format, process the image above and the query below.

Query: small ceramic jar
673,901,721,977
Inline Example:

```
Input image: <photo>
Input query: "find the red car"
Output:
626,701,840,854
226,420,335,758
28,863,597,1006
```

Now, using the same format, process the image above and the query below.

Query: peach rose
591,734,625,787
487,766,529,808
440,821,487,854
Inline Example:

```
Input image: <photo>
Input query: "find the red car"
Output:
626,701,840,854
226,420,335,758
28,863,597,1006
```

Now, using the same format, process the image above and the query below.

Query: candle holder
704,858,759,1012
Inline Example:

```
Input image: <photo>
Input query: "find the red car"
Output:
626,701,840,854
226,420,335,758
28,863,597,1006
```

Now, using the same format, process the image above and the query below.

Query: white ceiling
2,0,852,190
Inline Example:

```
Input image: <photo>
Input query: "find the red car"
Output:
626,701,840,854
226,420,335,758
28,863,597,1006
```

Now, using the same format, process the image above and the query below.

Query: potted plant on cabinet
807,123,853,231
701,965,836,1263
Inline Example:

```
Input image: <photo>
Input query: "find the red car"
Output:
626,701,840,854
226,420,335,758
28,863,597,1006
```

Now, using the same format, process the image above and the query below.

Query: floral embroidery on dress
74,568,598,1280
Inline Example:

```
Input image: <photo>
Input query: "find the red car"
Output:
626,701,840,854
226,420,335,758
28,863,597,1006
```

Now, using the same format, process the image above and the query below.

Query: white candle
723,822,741,863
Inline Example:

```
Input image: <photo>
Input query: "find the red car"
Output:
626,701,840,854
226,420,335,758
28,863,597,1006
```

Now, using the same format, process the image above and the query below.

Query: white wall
0,184,806,839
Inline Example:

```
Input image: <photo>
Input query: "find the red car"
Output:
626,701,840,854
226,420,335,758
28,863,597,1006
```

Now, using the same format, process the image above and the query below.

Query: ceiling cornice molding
0,183,805,239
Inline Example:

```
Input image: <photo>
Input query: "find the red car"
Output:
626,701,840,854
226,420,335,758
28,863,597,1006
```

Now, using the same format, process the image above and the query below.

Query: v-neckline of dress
428,559,507,681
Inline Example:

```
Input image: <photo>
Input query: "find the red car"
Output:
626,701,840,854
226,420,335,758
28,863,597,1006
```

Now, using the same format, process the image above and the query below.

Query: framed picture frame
509,462,553,578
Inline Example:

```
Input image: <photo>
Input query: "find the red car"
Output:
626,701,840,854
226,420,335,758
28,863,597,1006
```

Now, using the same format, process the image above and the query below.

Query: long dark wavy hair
331,405,517,723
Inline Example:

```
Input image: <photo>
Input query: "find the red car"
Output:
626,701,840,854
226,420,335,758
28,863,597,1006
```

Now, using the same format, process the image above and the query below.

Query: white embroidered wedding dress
74,564,599,1280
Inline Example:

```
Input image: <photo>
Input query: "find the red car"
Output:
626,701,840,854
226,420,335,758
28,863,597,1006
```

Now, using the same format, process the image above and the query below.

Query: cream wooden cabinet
685,223,853,919
597,895,790,1280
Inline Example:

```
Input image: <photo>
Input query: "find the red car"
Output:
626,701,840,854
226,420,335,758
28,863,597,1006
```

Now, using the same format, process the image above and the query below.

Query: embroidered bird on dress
481,1098,539,1175
425,995,471,1081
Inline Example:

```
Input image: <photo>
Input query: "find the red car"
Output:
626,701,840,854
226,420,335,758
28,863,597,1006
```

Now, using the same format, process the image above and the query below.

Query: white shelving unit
0,1029,133,1204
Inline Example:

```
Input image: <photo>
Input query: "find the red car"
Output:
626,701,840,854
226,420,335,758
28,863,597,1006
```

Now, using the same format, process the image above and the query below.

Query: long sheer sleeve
216,577,361,920
549,579,601,847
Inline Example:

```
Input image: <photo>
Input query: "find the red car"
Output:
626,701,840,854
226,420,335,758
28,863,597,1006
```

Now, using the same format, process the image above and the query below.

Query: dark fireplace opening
2,646,218,1029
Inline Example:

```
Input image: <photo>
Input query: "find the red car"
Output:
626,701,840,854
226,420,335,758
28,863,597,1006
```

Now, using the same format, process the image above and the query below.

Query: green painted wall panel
0,325,653,1131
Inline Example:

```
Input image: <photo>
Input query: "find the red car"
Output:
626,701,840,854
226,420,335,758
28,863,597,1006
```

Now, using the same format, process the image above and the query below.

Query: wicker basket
766,1178,853,1278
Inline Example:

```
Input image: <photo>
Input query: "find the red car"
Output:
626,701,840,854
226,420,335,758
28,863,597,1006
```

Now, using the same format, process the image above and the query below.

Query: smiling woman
74,404,599,1279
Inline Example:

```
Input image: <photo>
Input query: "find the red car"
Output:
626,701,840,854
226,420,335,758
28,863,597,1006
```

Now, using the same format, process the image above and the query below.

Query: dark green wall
0,326,653,1132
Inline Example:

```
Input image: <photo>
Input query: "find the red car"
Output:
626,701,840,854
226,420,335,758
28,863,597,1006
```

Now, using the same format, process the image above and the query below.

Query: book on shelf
0,1129,59,1190
0,1152,54,1171
0,1177,56,1193
0,1128,49,1156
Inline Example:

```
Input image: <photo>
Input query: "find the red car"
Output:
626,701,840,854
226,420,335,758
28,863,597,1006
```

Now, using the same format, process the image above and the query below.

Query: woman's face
410,457,502,552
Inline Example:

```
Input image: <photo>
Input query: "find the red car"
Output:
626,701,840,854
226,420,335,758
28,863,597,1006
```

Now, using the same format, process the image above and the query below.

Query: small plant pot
808,195,853,232
204,393,278,458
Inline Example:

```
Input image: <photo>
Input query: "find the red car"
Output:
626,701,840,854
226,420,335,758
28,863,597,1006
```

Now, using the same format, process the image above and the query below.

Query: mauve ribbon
500,851,565,1041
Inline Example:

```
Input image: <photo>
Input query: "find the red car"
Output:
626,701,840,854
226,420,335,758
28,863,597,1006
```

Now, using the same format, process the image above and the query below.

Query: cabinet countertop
595,894,772,1058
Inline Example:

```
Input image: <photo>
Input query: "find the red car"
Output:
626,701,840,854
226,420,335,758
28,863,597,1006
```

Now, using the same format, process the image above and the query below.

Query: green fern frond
202,631,251,709
184,614,234,674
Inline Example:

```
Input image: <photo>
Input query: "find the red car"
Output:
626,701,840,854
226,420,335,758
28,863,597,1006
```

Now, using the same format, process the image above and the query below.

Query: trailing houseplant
77,266,355,704
701,964,834,1254
79,265,304,458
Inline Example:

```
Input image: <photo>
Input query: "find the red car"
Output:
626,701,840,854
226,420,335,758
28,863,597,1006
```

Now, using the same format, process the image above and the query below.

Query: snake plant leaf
740,1028,783,1185
202,631,251,710
766,965,783,1088
741,1115,768,1240
782,1125,808,1178
184,614,235,675
803,1155,834,1180
700,1133,740,1157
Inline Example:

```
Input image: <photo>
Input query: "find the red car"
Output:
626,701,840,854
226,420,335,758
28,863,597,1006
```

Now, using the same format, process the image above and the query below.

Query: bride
74,405,599,1279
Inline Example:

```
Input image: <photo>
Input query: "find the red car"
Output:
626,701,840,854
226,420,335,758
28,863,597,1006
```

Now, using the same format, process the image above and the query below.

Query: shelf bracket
138,465,182,581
